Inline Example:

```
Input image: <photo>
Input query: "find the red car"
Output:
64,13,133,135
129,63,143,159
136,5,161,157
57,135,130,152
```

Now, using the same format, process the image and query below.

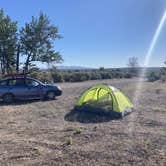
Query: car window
25,79,39,87
0,80,8,86
8,79,25,86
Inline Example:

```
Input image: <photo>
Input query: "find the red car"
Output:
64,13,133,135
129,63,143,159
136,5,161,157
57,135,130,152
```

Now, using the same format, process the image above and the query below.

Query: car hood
44,84,61,90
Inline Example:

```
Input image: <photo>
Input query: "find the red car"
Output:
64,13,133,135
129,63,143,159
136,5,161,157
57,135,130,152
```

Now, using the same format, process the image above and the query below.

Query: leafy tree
0,9,63,75
0,9,17,74
20,12,63,72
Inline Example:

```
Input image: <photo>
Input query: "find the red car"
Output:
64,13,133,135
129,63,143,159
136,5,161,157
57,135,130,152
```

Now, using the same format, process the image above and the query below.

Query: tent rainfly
75,84,133,117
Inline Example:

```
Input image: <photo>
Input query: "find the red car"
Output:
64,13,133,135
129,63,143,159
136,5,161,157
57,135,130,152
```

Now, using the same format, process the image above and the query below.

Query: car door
8,79,27,98
0,80,8,97
25,79,42,98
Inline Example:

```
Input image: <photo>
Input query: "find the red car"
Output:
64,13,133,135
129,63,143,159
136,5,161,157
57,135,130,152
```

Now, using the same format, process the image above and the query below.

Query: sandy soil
0,78,165,166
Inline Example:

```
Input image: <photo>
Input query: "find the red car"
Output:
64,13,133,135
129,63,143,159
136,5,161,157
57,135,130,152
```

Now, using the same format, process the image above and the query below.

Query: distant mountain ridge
56,65,93,70
42,65,162,71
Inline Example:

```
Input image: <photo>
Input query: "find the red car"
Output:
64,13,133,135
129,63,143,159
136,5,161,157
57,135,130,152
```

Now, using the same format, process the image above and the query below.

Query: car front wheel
46,91,56,100
3,93,14,103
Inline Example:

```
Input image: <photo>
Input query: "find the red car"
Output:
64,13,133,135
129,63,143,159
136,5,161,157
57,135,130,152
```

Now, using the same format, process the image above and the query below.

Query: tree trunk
25,54,31,73
16,45,20,73
2,55,5,75
6,57,10,75
0,59,3,75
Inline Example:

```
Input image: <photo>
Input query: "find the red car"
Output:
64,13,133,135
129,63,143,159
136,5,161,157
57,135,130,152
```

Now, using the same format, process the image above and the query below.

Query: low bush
160,67,166,82
66,136,73,145
1,67,154,83
36,69,133,83
147,71,160,82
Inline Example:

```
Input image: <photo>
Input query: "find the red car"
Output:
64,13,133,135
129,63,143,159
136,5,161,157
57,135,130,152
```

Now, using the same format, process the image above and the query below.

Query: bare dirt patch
0,78,165,165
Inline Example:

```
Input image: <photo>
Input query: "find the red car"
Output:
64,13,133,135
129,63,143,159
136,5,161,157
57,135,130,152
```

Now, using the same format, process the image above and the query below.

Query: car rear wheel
3,93,14,103
46,91,55,100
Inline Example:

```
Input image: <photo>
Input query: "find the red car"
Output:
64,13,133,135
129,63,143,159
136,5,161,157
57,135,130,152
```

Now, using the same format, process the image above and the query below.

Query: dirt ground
0,78,165,166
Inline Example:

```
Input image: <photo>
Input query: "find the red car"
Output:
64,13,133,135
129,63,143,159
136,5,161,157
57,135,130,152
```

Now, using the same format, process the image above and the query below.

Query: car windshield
37,80,45,85
33,79,45,85
25,79,39,86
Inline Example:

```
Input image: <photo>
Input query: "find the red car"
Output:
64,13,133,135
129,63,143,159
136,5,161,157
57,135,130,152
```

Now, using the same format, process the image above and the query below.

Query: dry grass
0,78,165,165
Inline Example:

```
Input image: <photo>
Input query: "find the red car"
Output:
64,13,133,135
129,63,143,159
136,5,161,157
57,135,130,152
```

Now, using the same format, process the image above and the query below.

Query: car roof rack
3,73,27,79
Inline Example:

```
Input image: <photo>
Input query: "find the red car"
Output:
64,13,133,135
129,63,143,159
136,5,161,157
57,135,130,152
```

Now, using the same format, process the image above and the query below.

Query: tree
0,9,63,75
99,67,105,71
20,12,63,72
0,9,17,74
127,56,139,68
16,44,20,73
127,56,139,77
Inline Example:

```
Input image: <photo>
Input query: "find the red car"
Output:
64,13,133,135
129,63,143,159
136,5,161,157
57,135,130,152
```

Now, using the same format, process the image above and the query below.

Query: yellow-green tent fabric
75,84,133,117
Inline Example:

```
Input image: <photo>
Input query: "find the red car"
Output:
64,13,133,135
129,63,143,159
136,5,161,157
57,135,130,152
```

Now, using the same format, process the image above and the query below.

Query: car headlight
57,85,62,91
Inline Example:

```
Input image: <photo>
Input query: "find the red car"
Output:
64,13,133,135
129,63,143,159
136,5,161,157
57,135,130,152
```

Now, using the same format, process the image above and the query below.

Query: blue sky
0,0,166,68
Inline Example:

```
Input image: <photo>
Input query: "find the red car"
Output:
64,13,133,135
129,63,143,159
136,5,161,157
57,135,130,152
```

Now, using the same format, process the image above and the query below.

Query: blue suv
0,76,62,103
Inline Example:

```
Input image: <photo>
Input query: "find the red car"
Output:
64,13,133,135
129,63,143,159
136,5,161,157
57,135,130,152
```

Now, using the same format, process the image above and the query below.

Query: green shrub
100,72,112,79
38,71,52,83
63,73,71,82
160,67,166,82
89,71,101,80
21,67,144,83
124,72,133,78
147,71,160,82
66,136,73,145
52,73,64,82
75,127,83,134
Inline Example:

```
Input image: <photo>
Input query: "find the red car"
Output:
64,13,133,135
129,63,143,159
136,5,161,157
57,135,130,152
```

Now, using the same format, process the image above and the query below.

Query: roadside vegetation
147,61,166,82
28,67,135,83
28,61,166,83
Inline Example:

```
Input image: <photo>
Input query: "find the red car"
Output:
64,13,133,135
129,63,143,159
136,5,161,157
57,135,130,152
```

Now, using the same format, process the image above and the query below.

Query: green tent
75,84,133,117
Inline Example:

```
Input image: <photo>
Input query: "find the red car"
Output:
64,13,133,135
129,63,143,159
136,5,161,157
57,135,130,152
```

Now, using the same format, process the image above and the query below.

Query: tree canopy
0,9,17,74
0,9,63,75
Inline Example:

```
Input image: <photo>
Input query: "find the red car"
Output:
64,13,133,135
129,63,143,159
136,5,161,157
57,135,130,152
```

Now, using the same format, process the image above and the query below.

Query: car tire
46,91,56,100
3,93,14,103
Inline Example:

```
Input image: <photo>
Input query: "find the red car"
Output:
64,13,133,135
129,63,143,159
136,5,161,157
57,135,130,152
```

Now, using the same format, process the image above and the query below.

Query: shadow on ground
65,106,120,123
0,98,57,106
